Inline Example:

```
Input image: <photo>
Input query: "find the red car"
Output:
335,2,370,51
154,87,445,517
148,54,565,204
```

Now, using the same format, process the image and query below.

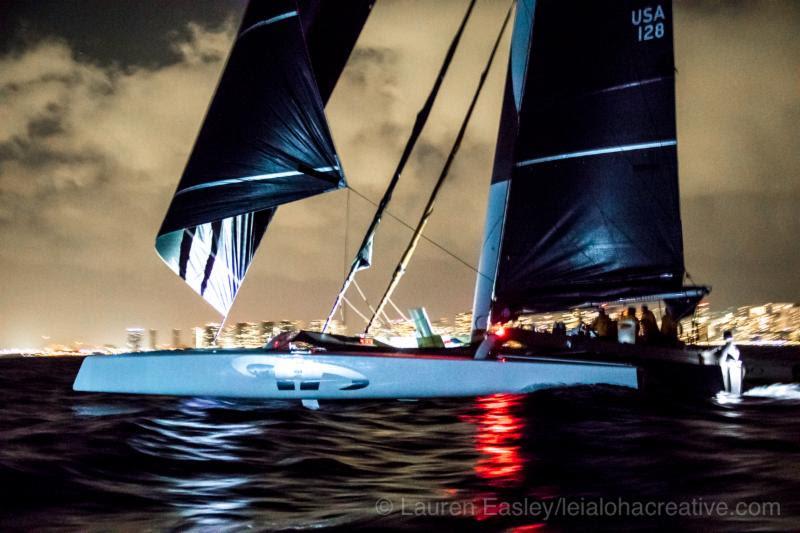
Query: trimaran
75,0,741,407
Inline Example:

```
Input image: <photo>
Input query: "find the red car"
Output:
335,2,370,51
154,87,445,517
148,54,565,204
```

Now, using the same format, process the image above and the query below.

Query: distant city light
4,303,799,357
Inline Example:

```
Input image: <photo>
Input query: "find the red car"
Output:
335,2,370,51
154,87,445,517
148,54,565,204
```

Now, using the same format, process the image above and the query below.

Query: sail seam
238,11,298,39
515,140,677,167
175,166,340,196
591,76,668,96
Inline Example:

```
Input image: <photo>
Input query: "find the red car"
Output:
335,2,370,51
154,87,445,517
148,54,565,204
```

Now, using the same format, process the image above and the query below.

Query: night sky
1,0,799,347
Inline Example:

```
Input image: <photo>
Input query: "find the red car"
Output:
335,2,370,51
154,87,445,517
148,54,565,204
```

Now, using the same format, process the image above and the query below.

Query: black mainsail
473,0,698,330
156,0,373,316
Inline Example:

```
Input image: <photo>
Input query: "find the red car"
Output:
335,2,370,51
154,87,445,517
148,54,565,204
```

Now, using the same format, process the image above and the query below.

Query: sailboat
74,0,733,405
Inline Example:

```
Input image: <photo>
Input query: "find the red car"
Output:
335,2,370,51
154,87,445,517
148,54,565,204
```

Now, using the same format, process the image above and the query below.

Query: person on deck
627,307,640,337
660,308,680,345
590,308,613,338
617,307,639,344
715,330,740,362
713,330,744,393
639,305,659,343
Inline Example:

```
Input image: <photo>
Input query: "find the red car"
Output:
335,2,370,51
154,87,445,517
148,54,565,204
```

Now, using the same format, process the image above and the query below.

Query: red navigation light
495,326,507,338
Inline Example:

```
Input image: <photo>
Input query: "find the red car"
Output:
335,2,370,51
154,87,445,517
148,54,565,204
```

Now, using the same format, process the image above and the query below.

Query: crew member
590,308,612,338
639,305,659,343
716,330,740,363
660,308,680,345
627,307,640,337
617,307,639,344
714,330,744,394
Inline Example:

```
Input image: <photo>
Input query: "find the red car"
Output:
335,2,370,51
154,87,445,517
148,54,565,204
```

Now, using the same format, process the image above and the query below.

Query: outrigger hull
73,350,639,400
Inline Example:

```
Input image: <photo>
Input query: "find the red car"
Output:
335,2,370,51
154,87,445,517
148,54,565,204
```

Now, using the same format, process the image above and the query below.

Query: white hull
73,349,638,399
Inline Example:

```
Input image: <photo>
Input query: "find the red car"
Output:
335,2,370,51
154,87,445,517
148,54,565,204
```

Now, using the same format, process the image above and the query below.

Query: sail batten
516,139,676,167
238,11,298,38
175,166,341,196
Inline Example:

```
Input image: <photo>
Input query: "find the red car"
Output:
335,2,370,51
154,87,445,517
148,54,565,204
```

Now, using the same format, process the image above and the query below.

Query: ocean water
1,356,799,531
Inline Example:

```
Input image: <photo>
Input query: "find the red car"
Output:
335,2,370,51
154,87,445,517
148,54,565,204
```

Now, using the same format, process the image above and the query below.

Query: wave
744,383,800,401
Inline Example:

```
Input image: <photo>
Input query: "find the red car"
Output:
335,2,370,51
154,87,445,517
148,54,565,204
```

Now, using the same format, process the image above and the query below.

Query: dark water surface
1,356,799,531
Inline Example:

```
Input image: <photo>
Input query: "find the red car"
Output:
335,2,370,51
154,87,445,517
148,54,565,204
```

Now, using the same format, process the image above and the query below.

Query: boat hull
73,350,639,399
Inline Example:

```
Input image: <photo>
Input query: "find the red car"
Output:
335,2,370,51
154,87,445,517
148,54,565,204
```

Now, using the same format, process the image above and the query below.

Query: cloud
673,1,800,307
0,20,242,345
675,1,800,196
0,22,237,270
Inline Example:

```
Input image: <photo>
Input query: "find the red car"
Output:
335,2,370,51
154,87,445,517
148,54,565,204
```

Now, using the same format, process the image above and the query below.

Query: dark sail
299,0,376,103
477,0,687,323
156,0,371,316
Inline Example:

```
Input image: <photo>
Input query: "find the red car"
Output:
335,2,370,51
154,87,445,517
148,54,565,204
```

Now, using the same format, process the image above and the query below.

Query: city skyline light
6,301,798,356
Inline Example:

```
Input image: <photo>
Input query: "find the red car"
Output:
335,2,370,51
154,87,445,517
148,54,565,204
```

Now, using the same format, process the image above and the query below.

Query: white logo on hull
232,355,369,392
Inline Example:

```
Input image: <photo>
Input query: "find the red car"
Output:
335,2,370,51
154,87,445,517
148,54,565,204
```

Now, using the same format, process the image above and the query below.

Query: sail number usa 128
632,5,666,42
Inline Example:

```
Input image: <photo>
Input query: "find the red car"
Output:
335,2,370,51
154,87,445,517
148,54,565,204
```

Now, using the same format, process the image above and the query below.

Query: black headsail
156,0,373,316
473,0,699,330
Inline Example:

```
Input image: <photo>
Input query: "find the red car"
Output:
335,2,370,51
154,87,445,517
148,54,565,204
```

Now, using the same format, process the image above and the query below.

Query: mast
365,3,514,335
322,0,478,333
471,0,534,338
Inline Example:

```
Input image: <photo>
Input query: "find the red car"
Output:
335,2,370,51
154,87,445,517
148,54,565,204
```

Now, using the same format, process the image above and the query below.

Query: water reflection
122,396,480,529
745,383,800,400
473,394,525,488
2,358,800,531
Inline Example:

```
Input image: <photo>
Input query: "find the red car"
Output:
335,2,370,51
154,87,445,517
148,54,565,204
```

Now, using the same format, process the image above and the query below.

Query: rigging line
340,189,351,325
351,278,380,317
684,270,706,290
380,308,394,328
379,307,395,328
322,0,479,333
387,297,410,322
344,189,351,279
347,186,492,282
341,295,370,325
365,0,514,334
352,278,392,326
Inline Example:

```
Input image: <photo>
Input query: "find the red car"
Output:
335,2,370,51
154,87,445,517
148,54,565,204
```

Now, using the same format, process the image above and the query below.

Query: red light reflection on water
508,524,546,532
473,394,524,488
456,395,554,528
